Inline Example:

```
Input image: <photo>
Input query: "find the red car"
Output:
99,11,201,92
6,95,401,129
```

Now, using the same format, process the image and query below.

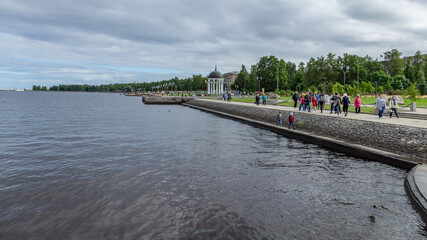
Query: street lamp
357,59,360,87
258,76,262,92
340,65,349,92
276,64,279,91
375,81,378,96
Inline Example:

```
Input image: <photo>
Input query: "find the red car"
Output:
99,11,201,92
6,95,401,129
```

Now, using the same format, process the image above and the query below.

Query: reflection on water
0,91,425,239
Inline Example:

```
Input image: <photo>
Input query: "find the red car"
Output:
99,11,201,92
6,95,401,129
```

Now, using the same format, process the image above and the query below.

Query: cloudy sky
1,0,426,89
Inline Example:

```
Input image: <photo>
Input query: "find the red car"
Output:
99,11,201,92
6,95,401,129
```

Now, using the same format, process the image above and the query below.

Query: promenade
202,98,427,129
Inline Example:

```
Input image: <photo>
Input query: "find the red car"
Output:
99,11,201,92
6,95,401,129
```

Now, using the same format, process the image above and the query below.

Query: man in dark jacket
318,92,325,113
255,94,260,105
304,92,311,112
292,91,299,108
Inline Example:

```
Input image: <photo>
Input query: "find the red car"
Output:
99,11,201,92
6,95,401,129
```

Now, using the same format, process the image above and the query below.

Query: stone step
398,112,427,120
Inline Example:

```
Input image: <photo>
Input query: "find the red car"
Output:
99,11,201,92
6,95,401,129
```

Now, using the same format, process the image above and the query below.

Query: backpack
319,95,325,102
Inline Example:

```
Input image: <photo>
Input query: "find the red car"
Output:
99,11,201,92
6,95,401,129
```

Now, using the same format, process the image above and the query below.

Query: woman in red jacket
311,95,318,111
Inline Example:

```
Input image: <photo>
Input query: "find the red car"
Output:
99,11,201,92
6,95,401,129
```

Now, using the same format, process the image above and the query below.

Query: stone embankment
185,99,427,163
142,96,193,104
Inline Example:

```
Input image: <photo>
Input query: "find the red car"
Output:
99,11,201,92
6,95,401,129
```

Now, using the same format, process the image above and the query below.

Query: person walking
318,92,325,113
288,112,294,130
354,94,361,113
227,92,232,101
255,94,260,105
334,93,341,116
329,94,336,114
298,93,305,111
376,94,386,118
311,95,318,111
389,95,399,118
342,93,350,116
305,92,311,112
276,111,283,126
223,93,227,101
292,91,299,108
262,94,267,105
314,92,319,110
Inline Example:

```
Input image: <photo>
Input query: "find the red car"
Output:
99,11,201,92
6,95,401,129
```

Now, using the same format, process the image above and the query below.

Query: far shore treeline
34,49,427,96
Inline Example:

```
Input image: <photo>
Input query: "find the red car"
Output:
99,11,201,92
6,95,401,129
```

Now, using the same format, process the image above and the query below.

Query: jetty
142,95,194,104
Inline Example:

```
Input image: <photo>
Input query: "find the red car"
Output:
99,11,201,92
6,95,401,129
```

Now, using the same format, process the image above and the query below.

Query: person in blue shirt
262,94,267,105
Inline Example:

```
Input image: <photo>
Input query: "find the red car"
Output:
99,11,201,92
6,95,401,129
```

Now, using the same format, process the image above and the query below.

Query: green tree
370,71,391,88
256,55,288,91
418,78,427,95
405,83,420,102
383,49,404,76
404,61,416,83
393,75,410,90
248,64,258,92
413,51,424,74
234,65,250,91
360,81,375,95
346,85,359,97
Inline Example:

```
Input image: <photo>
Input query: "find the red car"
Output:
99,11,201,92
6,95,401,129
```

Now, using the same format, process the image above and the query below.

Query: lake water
0,91,426,239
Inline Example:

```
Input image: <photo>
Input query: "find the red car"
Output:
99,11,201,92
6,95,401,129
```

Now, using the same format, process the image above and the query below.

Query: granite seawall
184,99,427,164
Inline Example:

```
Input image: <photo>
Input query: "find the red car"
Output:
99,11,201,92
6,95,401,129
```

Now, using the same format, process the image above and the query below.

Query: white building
206,66,224,95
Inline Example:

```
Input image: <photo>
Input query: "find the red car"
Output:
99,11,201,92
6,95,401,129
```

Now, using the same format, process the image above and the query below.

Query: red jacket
299,95,305,104
289,115,294,122
311,96,318,106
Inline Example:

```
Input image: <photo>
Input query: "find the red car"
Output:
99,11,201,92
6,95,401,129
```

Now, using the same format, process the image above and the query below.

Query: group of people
375,94,399,119
222,92,232,101
276,111,295,130
291,90,400,119
292,91,364,117
255,94,268,105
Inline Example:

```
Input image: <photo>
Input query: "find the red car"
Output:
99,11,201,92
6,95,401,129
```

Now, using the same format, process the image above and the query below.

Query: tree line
35,49,426,95
34,74,208,92
232,49,426,95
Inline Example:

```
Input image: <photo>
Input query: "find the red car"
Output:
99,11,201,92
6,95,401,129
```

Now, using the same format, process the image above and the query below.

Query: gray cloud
0,0,426,88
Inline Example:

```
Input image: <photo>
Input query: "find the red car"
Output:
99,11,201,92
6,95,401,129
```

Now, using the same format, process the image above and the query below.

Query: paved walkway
199,99,427,129
415,165,427,200
406,164,427,224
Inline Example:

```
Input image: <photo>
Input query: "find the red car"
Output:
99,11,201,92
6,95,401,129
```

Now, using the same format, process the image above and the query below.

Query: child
288,112,294,130
276,111,282,126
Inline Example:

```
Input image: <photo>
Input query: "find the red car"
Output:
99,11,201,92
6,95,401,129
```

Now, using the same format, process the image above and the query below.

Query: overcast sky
1,0,426,89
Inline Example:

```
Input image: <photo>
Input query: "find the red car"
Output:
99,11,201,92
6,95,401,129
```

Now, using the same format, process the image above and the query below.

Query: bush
276,90,286,96
404,83,420,102
360,81,375,95
332,83,344,95
346,85,359,97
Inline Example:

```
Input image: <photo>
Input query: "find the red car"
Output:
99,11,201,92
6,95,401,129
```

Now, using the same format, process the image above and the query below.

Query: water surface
0,91,425,239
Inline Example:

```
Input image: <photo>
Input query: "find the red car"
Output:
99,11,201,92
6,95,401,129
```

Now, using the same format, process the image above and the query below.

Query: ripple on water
0,92,425,240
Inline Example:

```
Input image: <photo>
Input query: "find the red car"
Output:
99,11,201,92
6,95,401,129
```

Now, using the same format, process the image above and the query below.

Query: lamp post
357,59,360,87
375,81,378,96
340,65,349,92
258,76,262,92
276,64,279,91
298,83,301,93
